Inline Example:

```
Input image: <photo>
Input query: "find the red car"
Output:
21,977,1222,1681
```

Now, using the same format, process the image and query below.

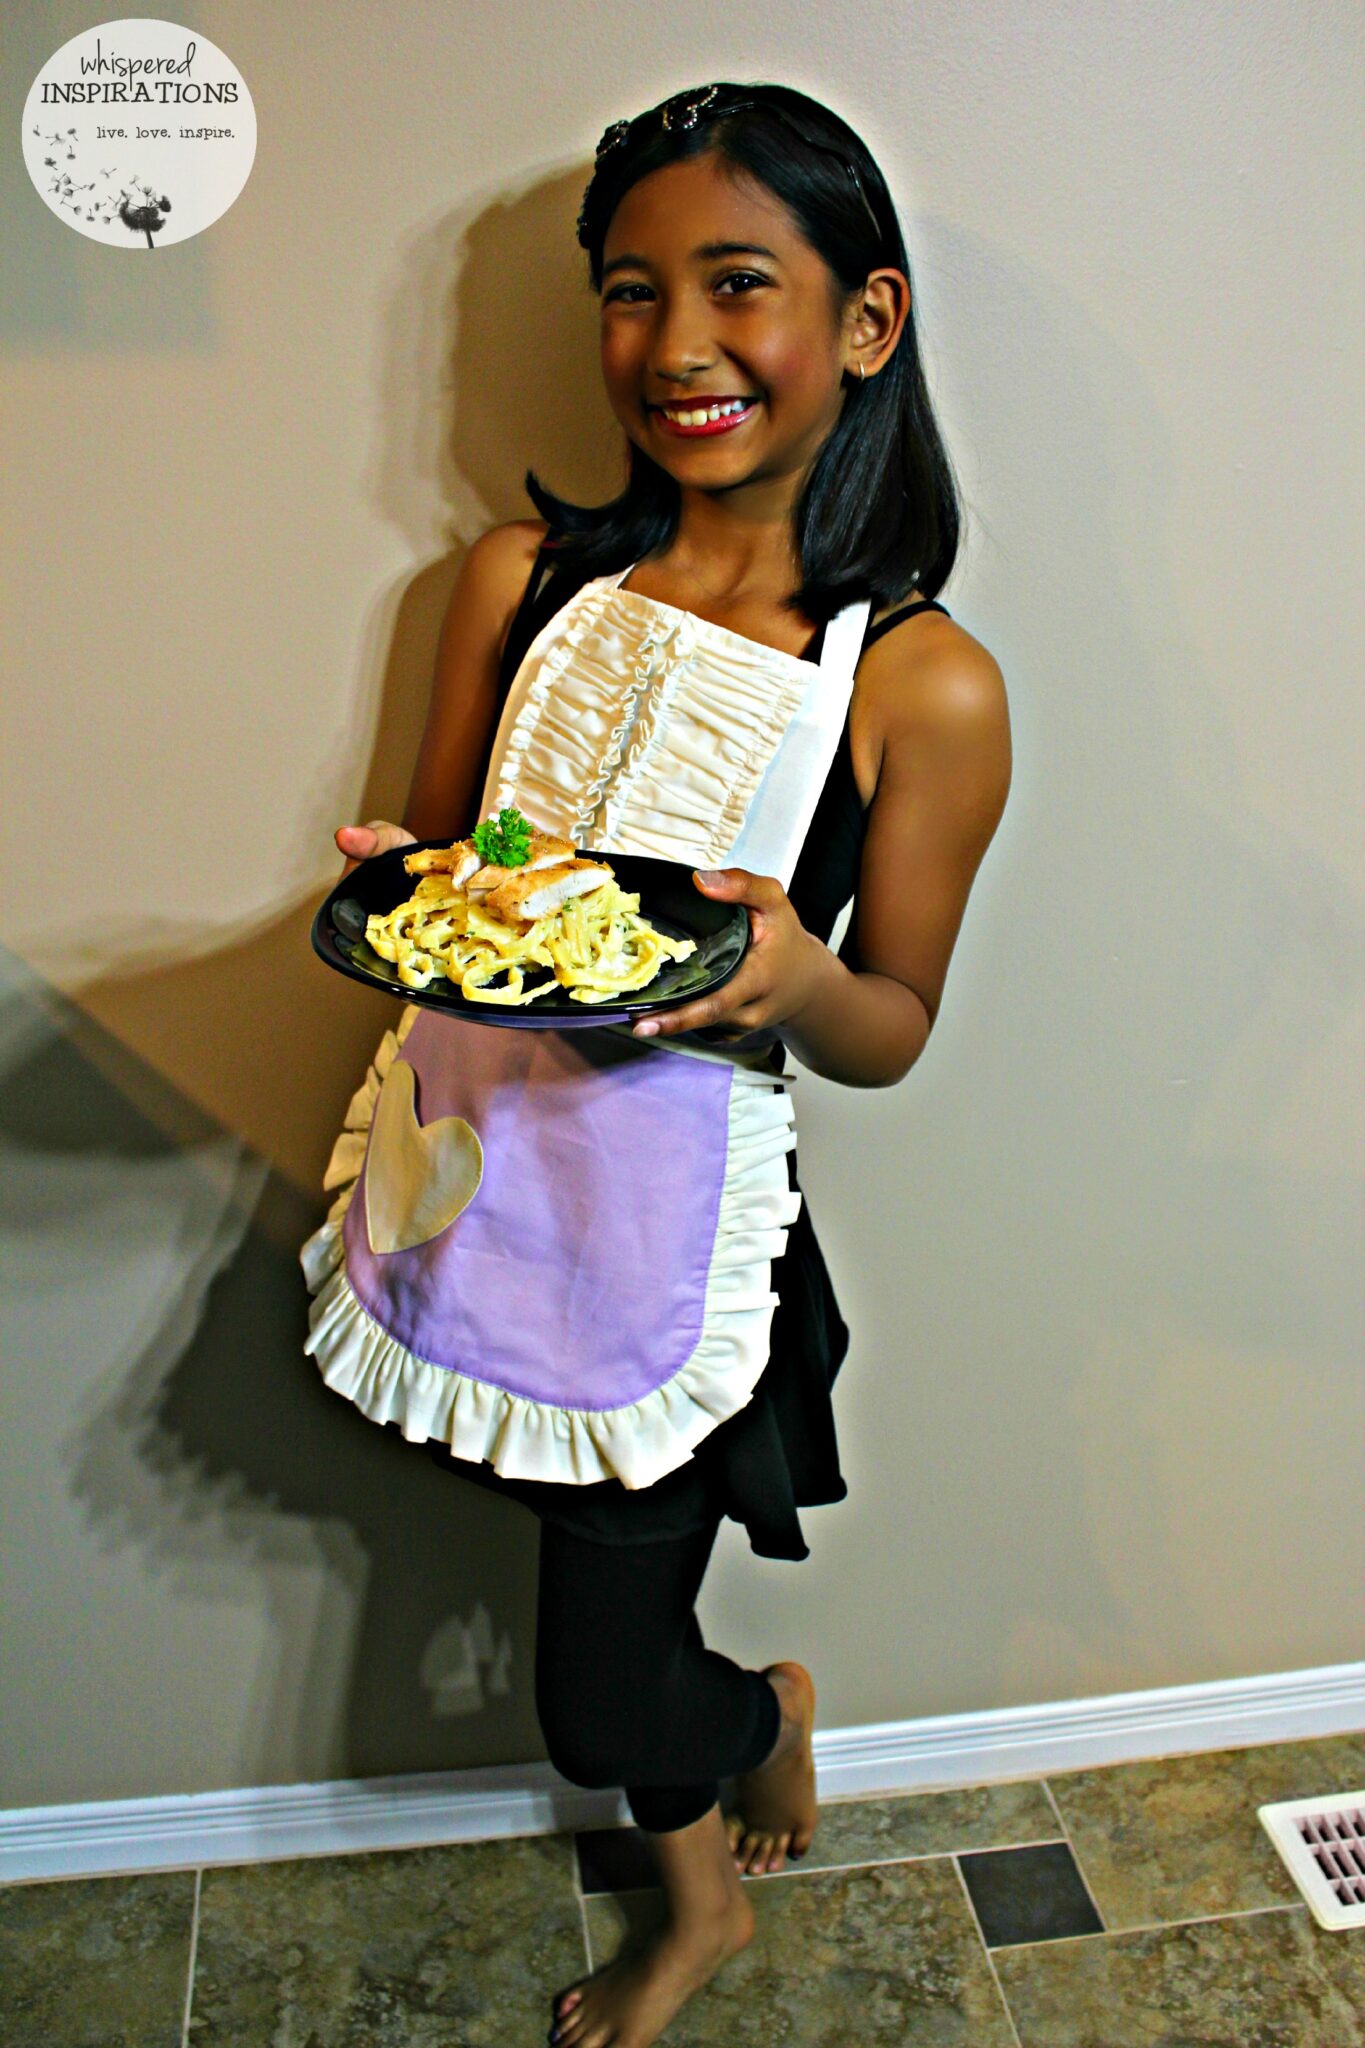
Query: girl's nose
647,311,719,384
651,352,719,387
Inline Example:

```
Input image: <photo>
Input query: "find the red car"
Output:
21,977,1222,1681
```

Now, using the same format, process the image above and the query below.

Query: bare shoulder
446,518,552,666
862,606,1006,722
463,516,552,610
859,608,1012,813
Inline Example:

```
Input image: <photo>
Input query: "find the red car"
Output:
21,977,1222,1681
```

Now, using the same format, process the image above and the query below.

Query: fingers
334,825,377,864
334,819,416,876
335,818,414,856
632,869,786,1036
693,865,782,908
632,978,768,1040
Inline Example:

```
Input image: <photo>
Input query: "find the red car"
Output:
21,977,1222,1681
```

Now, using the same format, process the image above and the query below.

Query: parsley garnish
471,805,533,867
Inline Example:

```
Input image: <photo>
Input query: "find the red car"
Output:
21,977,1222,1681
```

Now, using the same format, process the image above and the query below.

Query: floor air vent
1258,1790,1365,1930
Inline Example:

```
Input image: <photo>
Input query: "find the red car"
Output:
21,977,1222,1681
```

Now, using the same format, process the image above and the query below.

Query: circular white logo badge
21,17,255,249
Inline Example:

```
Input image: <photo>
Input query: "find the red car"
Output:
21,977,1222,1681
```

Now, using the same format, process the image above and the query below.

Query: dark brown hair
525,81,963,623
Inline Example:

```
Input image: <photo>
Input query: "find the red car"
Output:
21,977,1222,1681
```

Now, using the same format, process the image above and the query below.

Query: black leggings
534,1514,784,1833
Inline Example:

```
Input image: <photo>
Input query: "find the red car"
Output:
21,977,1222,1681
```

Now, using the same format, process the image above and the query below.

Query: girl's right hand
334,818,416,879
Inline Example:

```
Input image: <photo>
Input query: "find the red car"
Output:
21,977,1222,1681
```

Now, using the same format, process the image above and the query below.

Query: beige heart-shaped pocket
364,1058,483,1255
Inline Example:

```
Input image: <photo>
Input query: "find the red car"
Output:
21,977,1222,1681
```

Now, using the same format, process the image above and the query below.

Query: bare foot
550,1892,754,2047
724,1660,818,1875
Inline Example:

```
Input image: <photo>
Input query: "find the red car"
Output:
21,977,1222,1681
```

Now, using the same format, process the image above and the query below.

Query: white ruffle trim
487,582,812,868
299,1004,803,1490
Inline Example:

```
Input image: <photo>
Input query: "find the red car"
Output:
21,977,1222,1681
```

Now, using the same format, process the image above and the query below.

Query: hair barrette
659,85,721,131
594,117,633,163
578,86,884,247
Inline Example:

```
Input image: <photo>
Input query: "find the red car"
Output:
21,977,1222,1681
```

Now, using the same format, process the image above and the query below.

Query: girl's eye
602,270,771,305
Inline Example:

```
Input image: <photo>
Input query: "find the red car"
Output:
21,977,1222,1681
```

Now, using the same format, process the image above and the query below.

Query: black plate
310,843,750,1029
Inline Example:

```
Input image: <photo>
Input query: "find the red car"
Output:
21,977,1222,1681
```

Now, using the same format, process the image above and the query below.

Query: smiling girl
310,81,1010,2048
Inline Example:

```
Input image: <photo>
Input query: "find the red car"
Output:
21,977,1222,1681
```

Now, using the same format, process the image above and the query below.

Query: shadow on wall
805,207,1365,1703
0,946,545,1788
32,161,619,1202
1,163,628,1804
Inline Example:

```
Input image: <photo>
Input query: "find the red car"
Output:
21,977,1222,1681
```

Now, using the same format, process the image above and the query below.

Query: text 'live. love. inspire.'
96,124,235,141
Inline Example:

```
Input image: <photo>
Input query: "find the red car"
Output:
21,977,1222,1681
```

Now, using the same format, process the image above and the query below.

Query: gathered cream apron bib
300,562,870,1490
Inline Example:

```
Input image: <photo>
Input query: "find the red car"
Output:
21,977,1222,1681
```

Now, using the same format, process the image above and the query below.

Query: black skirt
425,1143,849,1562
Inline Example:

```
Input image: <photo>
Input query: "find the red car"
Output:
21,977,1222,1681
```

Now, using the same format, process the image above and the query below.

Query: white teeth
660,399,753,425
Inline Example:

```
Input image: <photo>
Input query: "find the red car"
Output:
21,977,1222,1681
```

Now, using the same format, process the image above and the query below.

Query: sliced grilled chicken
403,838,481,885
465,829,582,898
464,862,508,898
526,828,577,870
484,859,614,924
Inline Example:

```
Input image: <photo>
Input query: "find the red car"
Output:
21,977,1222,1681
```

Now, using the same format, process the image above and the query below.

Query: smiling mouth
651,397,760,437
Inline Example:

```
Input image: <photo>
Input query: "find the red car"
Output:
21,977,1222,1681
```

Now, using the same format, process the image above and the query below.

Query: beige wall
3,1,1361,1808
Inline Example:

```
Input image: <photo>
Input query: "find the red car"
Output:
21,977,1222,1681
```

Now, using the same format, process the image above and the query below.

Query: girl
309,81,1011,2048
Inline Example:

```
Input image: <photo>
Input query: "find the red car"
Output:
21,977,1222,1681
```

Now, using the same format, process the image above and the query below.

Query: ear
846,267,910,377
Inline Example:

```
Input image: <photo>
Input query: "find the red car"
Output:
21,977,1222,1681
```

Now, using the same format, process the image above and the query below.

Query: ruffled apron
300,561,870,1491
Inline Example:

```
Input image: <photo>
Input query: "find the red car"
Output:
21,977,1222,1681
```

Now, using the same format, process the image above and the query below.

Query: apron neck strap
819,595,873,673
610,558,872,672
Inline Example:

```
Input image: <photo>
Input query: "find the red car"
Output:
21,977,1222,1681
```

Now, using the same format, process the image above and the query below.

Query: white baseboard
4,1660,1361,1886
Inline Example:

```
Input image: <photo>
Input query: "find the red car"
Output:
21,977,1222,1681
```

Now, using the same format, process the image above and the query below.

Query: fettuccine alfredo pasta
364,810,697,1005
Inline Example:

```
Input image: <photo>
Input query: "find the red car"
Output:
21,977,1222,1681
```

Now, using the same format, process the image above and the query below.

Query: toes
550,1993,586,2041
732,1820,802,1875
729,1821,811,1875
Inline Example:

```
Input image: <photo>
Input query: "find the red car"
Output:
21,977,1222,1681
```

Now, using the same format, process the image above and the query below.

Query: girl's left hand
631,867,829,1043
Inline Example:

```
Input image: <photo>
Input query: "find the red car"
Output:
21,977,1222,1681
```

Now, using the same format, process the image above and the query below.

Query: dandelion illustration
37,135,175,242
117,184,172,249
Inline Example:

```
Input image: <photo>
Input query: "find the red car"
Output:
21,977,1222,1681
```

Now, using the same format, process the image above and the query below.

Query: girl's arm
400,519,550,842
780,622,1012,1086
634,617,1012,1089
336,519,549,873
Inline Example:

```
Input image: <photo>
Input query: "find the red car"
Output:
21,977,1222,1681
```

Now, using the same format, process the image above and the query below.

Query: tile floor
2,1732,1361,2046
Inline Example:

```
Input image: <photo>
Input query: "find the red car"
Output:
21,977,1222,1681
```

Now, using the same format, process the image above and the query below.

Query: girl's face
598,151,863,498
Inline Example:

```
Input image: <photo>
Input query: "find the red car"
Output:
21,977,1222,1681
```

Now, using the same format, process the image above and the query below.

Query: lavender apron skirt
300,564,871,1493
